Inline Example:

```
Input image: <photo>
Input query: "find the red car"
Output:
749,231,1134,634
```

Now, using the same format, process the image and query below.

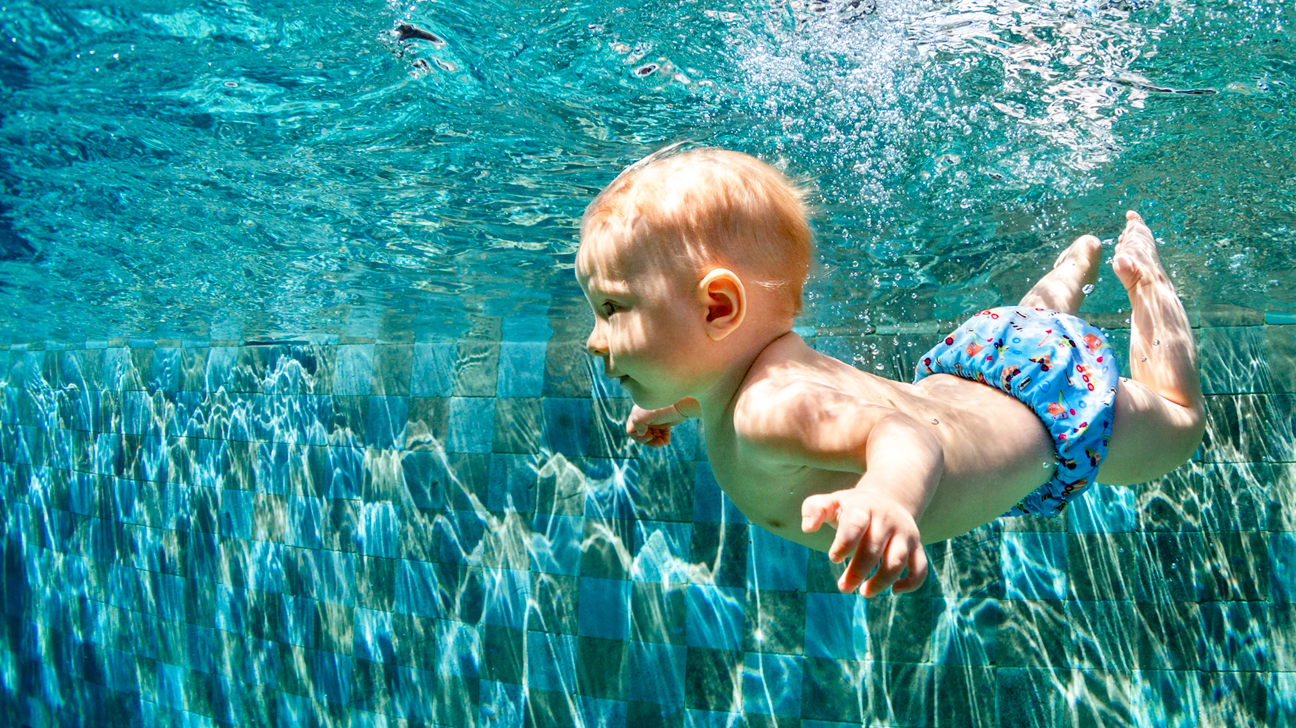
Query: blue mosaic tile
497,341,547,397
632,520,692,584
244,540,287,594
1002,532,1067,600
742,652,803,717
542,397,590,456
1273,532,1296,602
803,591,868,660
318,445,366,500
367,396,408,450
410,343,456,397
479,679,525,728
334,345,375,396
278,594,316,648
447,397,496,454
312,649,353,705
300,548,356,606
215,583,247,635
628,640,686,706
583,458,637,520
692,462,745,525
353,606,395,663
526,630,579,693
218,489,253,539
1070,484,1137,533
932,597,998,666
436,619,482,678
529,514,583,576
747,525,807,592
488,453,538,513
395,559,443,618
483,568,529,629
578,577,631,641
684,584,744,651
358,502,398,558
398,450,448,509
204,347,237,392
579,696,629,728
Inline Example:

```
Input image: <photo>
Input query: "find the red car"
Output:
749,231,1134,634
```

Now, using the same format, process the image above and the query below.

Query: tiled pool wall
0,309,1292,728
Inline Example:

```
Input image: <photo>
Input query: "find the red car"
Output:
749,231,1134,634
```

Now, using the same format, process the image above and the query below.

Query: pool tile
1002,532,1067,601
632,520,692,584
1200,326,1272,395
542,397,591,457
529,514,583,576
684,584,744,652
372,344,412,396
491,398,542,454
741,652,802,717
746,526,807,592
933,597,998,666
365,396,408,450
453,341,500,397
803,592,868,660
497,341,546,397
1273,532,1296,603
528,572,580,635
447,397,496,454
742,589,804,655
410,343,456,398
1068,483,1136,534
635,458,695,523
578,576,631,641
404,396,449,451
689,521,748,589
333,345,374,396
543,339,594,398
631,581,687,645
628,640,687,706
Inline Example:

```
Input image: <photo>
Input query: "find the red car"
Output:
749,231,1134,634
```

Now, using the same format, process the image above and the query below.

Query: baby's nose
586,332,608,357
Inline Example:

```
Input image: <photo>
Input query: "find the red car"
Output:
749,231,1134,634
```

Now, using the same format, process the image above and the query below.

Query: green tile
684,647,741,712
543,339,594,399
453,341,500,397
529,573,579,635
406,397,450,451
996,599,1066,669
373,344,413,396
743,589,804,655
492,398,542,454
631,581,686,645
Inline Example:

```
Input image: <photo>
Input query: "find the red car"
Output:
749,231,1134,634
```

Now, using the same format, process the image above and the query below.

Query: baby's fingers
861,537,924,597
800,493,841,534
890,544,930,595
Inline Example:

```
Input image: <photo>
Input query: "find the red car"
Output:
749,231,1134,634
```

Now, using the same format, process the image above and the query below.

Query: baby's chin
620,379,675,410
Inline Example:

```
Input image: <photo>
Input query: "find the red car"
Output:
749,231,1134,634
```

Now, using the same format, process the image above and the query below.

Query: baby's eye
601,302,621,316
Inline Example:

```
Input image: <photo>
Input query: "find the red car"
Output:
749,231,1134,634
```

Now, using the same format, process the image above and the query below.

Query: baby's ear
698,269,746,341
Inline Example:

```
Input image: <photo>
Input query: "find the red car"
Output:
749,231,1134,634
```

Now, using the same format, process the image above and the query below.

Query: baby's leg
1018,235,1103,315
1097,212,1206,486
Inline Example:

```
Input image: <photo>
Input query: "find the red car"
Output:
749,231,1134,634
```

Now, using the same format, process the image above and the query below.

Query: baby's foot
1112,211,1170,294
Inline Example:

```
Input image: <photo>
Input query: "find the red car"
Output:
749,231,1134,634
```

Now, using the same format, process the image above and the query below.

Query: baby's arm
739,384,942,596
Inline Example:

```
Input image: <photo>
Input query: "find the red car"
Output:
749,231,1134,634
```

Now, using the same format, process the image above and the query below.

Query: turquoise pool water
0,0,1294,726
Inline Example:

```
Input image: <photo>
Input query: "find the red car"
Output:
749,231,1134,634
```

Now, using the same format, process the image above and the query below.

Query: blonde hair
580,147,812,316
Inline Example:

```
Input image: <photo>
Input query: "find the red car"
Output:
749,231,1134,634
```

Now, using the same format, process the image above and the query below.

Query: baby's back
703,333,1057,549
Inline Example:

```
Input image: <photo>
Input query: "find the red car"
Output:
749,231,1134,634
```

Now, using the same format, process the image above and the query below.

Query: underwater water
0,0,1295,726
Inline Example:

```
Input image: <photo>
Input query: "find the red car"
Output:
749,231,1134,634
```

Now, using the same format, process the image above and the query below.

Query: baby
575,148,1205,597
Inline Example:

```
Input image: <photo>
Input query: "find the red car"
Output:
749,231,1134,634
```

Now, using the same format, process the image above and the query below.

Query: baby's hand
626,404,687,447
802,489,929,596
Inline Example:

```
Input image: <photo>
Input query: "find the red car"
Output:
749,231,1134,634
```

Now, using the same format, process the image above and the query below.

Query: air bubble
1081,284,1095,295
930,417,939,425
1140,357,1147,362
1153,339,1160,345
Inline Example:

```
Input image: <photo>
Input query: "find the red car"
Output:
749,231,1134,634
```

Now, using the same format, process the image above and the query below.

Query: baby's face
575,232,709,409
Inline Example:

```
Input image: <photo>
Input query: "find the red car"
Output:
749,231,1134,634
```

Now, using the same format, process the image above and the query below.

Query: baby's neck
692,325,796,423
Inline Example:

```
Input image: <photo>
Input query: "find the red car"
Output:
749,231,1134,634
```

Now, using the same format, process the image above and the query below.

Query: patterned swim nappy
913,307,1121,518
